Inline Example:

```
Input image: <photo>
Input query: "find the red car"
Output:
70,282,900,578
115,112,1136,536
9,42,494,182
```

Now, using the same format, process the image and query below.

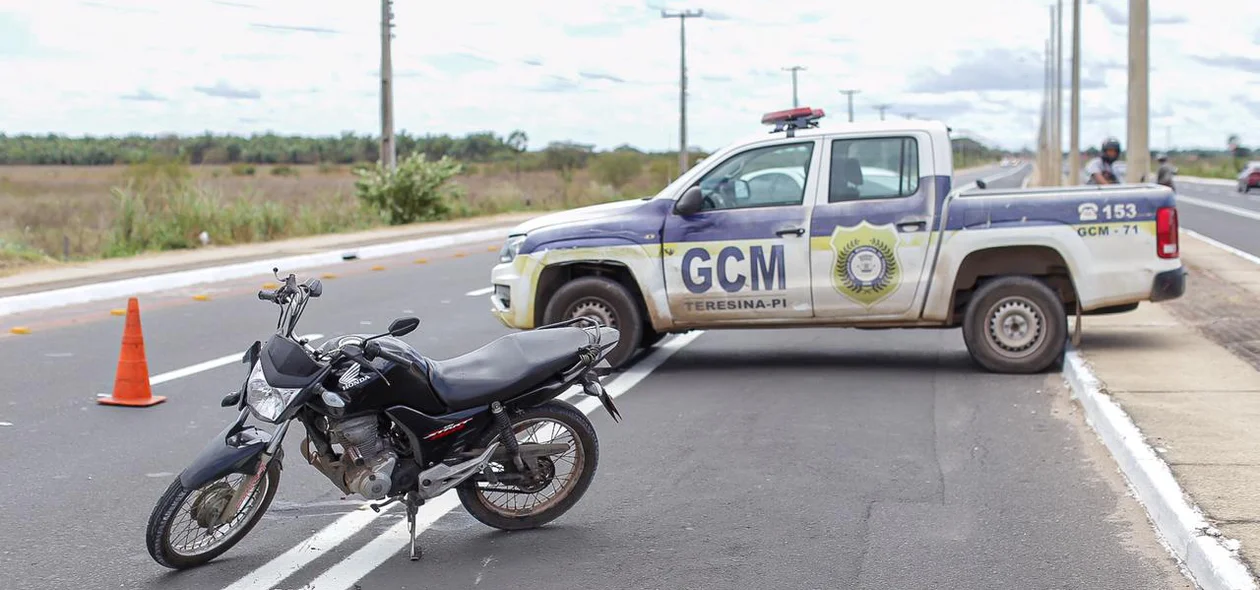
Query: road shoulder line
1063,350,1257,590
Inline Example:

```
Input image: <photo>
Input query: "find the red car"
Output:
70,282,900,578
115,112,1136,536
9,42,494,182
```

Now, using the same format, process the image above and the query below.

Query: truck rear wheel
961,276,1066,374
543,276,643,369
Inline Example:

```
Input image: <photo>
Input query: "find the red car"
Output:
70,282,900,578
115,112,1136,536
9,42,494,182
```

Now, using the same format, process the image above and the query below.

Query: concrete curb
1180,176,1238,188
0,225,513,318
1063,349,1257,590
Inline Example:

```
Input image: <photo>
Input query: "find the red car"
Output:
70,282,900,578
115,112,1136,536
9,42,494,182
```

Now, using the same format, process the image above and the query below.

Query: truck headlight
244,362,301,423
499,235,526,263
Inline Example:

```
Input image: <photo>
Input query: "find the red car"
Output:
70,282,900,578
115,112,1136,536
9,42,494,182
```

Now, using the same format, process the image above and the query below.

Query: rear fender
178,409,279,489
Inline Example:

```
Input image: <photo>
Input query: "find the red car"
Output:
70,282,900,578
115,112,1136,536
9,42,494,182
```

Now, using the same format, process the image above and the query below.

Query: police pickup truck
488,107,1186,373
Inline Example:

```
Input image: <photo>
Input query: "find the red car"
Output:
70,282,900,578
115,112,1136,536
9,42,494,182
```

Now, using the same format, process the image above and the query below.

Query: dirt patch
1163,259,1260,371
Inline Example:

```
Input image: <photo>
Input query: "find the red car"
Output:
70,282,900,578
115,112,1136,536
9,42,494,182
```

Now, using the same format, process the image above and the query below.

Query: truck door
661,139,821,325
808,132,938,320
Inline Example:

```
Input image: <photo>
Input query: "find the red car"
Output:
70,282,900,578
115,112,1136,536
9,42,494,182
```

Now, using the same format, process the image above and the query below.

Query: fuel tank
320,334,446,415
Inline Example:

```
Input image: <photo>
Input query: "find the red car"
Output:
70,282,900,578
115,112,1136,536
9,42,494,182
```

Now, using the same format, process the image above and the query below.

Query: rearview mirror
674,186,704,216
975,179,987,189
388,317,420,337
304,278,323,298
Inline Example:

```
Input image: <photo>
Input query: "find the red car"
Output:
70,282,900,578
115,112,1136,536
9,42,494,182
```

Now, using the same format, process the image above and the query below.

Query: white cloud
0,0,1256,151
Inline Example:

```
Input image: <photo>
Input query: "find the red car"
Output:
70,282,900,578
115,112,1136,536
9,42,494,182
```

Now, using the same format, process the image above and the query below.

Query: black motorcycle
145,270,622,569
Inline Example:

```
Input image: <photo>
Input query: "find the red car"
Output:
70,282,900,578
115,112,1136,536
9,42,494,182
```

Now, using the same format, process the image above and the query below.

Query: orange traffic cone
98,297,166,407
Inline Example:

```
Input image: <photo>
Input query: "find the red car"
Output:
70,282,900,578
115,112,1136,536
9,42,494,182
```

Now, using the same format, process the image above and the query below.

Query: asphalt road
1174,177,1260,257
0,164,1192,589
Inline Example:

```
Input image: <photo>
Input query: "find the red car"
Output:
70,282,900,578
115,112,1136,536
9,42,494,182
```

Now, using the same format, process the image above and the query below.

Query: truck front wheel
961,276,1066,374
543,276,644,369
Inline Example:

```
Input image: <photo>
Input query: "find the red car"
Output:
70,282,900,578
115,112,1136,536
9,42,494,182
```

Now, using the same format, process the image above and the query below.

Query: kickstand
405,491,423,561
1071,299,1083,347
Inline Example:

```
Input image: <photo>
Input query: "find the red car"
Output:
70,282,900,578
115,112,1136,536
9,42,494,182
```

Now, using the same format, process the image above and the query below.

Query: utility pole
874,103,891,121
782,66,806,107
1127,0,1150,182
663,8,703,176
838,89,860,122
1051,1,1063,186
1069,0,1081,185
1040,37,1051,185
379,0,396,171
902,113,916,120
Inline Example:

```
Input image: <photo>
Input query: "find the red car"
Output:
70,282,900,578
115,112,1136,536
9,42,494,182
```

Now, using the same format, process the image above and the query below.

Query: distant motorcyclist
1156,153,1176,190
1085,137,1121,185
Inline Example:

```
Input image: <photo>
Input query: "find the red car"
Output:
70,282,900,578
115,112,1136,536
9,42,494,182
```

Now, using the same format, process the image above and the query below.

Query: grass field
0,162,670,274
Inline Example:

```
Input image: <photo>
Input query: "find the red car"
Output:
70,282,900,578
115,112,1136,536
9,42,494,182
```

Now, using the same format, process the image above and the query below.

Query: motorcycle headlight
499,235,526,263
245,362,302,422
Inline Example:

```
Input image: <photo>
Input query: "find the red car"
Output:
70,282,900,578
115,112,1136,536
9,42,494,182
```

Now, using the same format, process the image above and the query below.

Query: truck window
828,137,919,203
695,142,814,212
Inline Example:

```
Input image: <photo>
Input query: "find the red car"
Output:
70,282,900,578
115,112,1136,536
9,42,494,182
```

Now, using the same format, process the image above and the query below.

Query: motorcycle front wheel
146,462,280,569
457,400,599,531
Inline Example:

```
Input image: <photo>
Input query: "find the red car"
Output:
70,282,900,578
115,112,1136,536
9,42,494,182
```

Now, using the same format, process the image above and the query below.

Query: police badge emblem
829,222,902,306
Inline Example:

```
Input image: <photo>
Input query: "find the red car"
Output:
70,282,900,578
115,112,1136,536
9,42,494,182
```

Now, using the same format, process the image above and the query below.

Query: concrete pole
663,9,703,176
1048,1,1058,185
379,0,396,171
839,89,860,122
875,104,890,121
783,66,805,107
1127,0,1150,182
1069,0,1081,185
1041,37,1051,185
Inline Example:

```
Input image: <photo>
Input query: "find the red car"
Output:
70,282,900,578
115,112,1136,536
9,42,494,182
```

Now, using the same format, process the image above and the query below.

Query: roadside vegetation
0,130,1007,274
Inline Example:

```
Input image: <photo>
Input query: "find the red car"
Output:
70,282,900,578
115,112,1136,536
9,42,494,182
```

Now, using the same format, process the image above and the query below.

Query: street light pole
1127,0,1150,182
662,8,704,176
838,89,860,122
782,66,805,107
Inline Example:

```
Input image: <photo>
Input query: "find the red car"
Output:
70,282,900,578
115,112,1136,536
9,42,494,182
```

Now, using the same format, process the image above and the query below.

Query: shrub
230,163,256,176
354,153,464,225
270,165,298,177
590,151,643,189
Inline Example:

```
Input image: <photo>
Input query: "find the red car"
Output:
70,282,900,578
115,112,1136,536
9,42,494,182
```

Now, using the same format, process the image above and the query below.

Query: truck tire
961,276,1067,374
543,276,643,369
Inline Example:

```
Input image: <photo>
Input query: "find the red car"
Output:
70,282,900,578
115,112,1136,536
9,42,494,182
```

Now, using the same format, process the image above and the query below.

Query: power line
838,89,860,122
662,8,704,177
782,66,806,108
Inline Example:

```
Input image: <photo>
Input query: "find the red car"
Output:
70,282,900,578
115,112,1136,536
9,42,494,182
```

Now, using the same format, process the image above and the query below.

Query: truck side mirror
975,179,987,189
674,186,704,216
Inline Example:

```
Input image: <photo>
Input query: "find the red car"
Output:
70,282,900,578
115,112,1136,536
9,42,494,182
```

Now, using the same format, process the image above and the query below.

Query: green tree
590,151,642,189
354,153,464,224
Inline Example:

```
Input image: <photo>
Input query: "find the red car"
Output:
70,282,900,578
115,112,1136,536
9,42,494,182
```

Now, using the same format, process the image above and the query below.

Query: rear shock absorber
490,402,526,471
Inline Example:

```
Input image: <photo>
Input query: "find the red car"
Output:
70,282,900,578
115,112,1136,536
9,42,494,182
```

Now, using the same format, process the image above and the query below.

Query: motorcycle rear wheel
146,462,280,569
457,400,599,531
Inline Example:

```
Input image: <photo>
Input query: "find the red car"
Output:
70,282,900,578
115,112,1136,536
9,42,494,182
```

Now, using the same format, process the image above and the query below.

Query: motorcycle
145,270,623,569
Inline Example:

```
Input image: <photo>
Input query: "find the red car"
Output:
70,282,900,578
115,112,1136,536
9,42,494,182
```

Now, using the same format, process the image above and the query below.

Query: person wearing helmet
1156,153,1176,190
1085,137,1122,185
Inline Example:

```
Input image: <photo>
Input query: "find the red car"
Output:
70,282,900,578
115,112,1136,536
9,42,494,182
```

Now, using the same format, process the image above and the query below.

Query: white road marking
147,333,323,387
225,330,706,590
465,287,494,296
1181,229,1260,266
1176,194,1260,222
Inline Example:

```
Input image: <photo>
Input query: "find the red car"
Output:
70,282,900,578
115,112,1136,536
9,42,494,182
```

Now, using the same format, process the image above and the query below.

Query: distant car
1239,161,1260,193
1000,157,1015,167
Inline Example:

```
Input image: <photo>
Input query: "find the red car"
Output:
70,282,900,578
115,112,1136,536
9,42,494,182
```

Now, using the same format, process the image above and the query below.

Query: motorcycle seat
428,327,592,411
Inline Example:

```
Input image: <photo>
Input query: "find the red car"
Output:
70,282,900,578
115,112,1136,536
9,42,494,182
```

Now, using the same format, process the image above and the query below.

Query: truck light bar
761,107,824,137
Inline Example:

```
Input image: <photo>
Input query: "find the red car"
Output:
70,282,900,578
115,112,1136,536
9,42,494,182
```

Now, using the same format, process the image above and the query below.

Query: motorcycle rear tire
457,400,599,531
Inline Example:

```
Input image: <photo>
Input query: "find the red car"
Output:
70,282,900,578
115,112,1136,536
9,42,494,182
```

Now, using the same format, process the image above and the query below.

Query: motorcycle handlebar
364,341,414,369
258,290,278,301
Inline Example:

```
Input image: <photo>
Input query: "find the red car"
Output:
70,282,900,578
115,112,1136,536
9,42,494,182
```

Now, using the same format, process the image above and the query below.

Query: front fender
178,410,276,489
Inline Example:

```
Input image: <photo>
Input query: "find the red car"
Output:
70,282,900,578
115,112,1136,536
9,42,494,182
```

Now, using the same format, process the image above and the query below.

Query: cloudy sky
1,0,1257,152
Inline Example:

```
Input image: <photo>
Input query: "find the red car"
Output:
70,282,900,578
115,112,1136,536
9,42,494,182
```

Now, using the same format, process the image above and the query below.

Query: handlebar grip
258,290,278,301
365,341,412,368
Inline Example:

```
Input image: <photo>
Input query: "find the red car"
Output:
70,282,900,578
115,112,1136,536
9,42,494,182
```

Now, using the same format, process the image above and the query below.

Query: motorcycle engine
330,415,397,500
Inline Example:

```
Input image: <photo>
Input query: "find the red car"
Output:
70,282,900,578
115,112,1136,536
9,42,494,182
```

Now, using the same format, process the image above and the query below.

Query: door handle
775,227,805,237
895,219,928,233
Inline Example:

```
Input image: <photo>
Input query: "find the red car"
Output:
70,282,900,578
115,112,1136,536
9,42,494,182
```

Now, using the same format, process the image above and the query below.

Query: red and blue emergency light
761,107,824,137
